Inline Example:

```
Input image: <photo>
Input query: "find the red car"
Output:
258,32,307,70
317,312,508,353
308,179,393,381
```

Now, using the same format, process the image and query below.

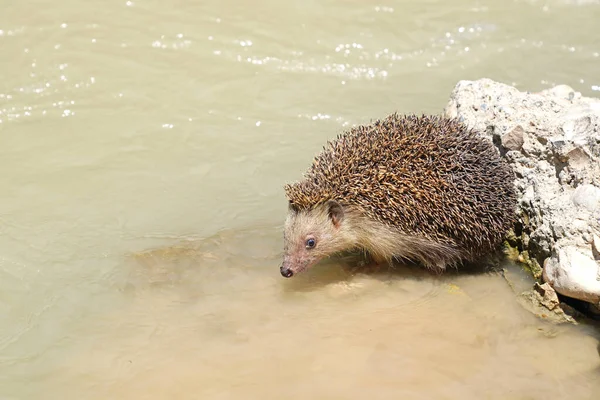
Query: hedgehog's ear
326,200,344,228
288,201,299,213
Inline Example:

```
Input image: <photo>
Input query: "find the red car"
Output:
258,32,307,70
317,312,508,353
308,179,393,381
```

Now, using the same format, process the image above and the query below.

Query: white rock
541,84,576,101
543,246,600,304
571,184,600,212
445,78,600,306
561,116,591,144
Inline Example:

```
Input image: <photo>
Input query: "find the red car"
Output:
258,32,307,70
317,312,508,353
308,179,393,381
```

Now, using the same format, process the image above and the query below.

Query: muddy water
1,0,600,398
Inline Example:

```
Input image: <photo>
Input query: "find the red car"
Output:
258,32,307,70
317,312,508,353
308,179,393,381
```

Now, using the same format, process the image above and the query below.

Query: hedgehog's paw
425,262,448,275
348,255,388,275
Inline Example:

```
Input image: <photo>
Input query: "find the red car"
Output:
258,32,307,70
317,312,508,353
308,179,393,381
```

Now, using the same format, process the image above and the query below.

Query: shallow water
1,0,600,398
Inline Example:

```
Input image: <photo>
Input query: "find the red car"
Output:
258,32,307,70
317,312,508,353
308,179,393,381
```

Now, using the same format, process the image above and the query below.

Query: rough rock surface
517,282,577,325
444,78,600,309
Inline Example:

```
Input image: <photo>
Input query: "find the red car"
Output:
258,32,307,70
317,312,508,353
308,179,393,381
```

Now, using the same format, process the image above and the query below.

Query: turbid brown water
1,0,600,399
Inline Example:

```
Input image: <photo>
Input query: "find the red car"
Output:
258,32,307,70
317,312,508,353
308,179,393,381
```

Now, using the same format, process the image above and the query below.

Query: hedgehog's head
280,199,350,278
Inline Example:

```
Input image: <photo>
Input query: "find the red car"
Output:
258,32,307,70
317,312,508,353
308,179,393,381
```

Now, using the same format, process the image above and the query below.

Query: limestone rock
571,184,600,212
444,78,600,308
518,282,577,325
543,246,600,305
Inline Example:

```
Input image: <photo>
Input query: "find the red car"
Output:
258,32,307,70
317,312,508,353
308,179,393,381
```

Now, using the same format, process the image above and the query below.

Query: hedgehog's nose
280,265,294,278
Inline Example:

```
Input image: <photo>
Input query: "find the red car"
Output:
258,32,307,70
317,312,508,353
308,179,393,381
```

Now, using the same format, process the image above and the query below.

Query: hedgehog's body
280,113,516,278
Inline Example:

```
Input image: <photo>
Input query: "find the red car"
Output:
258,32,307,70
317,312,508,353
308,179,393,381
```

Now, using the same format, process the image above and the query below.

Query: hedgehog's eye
305,238,316,249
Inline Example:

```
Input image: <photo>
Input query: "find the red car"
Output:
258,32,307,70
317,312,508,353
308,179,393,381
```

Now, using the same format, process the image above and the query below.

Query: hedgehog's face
280,200,347,278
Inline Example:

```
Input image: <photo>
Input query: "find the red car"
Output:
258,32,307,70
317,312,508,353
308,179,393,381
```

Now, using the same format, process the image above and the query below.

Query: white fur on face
282,204,349,275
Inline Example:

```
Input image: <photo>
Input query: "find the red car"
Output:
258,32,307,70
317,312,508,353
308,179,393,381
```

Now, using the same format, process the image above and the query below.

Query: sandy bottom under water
48,226,600,399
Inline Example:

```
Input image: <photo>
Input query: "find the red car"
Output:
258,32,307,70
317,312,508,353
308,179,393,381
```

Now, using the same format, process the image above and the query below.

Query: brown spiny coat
280,113,516,277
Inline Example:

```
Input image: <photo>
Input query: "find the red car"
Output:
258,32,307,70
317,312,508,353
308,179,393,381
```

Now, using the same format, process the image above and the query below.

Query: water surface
1,0,600,398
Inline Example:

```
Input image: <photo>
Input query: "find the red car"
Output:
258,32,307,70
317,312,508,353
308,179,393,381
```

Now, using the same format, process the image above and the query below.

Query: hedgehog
279,113,517,278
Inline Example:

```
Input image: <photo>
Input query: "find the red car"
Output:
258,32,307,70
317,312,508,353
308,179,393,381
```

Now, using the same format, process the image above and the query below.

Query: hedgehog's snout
280,265,294,278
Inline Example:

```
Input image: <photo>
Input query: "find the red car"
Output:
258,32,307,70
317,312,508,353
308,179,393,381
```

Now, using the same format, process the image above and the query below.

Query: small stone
533,282,560,310
544,84,575,101
561,116,591,141
518,286,577,325
566,147,591,169
543,246,600,304
571,184,600,212
501,125,525,151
